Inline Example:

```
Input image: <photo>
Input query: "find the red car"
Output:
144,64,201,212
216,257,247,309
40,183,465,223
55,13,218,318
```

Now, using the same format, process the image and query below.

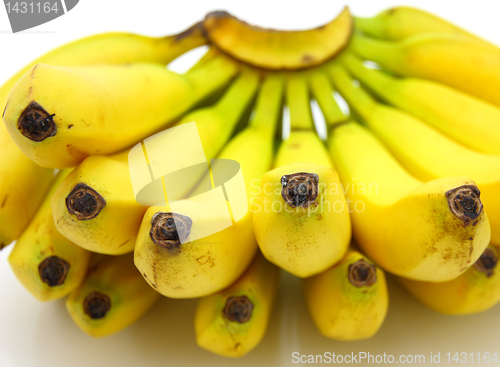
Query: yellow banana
3,56,238,168
8,169,91,301
303,249,388,340
397,246,500,315
350,32,500,107
195,251,280,358
51,151,146,255
66,253,160,338
253,73,351,277
326,118,490,282
354,6,484,42
332,63,500,246
0,25,207,248
134,70,264,299
0,124,53,250
0,24,207,112
202,8,353,70
341,53,500,155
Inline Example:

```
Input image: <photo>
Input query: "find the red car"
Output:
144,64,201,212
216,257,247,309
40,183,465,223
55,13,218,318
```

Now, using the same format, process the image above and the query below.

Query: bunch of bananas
1,5,500,358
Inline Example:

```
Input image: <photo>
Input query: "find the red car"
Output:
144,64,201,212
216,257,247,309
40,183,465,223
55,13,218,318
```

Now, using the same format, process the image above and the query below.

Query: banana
51,151,146,255
326,118,490,282
52,69,258,255
195,251,280,358
0,124,53,250
134,204,256,299
331,63,500,246
341,53,500,155
66,253,160,338
202,7,353,70
253,73,351,278
3,56,238,168
308,69,346,126
8,170,91,301
350,32,500,107
133,71,265,299
0,25,206,249
0,24,207,112
397,246,500,315
303,249,388,340
354,6,484,42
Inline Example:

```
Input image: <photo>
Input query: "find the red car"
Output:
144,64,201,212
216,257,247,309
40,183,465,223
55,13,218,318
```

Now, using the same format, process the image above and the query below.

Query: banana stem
286,73,314,131
184,55,240,104
328,64,376,121
309,71,346,127
354,17,386,39
211,68,260,124
350,33,398,66
187,47,219,73
341,53,394,94
159,22,208,64
248,73,285,138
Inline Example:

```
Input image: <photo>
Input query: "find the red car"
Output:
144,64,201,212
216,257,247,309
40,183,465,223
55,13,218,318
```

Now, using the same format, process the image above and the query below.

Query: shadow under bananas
28,277,284,367
293,275,500,362
21,266,500,367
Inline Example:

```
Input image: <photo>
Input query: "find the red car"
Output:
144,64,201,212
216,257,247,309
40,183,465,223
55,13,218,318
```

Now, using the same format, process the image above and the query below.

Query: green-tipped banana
8,170,91,301
331,63,500,246
66,253,160,338
195,251,280,357
350,32,500,107
341,52,500,155
398,246,500,315
254,73,351,278
4,56,238,168
354,6,484,42
303,249,388,340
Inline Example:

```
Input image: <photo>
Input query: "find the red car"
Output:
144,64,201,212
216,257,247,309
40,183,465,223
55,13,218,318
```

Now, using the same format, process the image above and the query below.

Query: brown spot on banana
1,195,8,208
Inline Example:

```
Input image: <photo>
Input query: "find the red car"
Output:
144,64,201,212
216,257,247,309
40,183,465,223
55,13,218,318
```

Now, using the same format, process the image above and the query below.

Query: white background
1,1,500,366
